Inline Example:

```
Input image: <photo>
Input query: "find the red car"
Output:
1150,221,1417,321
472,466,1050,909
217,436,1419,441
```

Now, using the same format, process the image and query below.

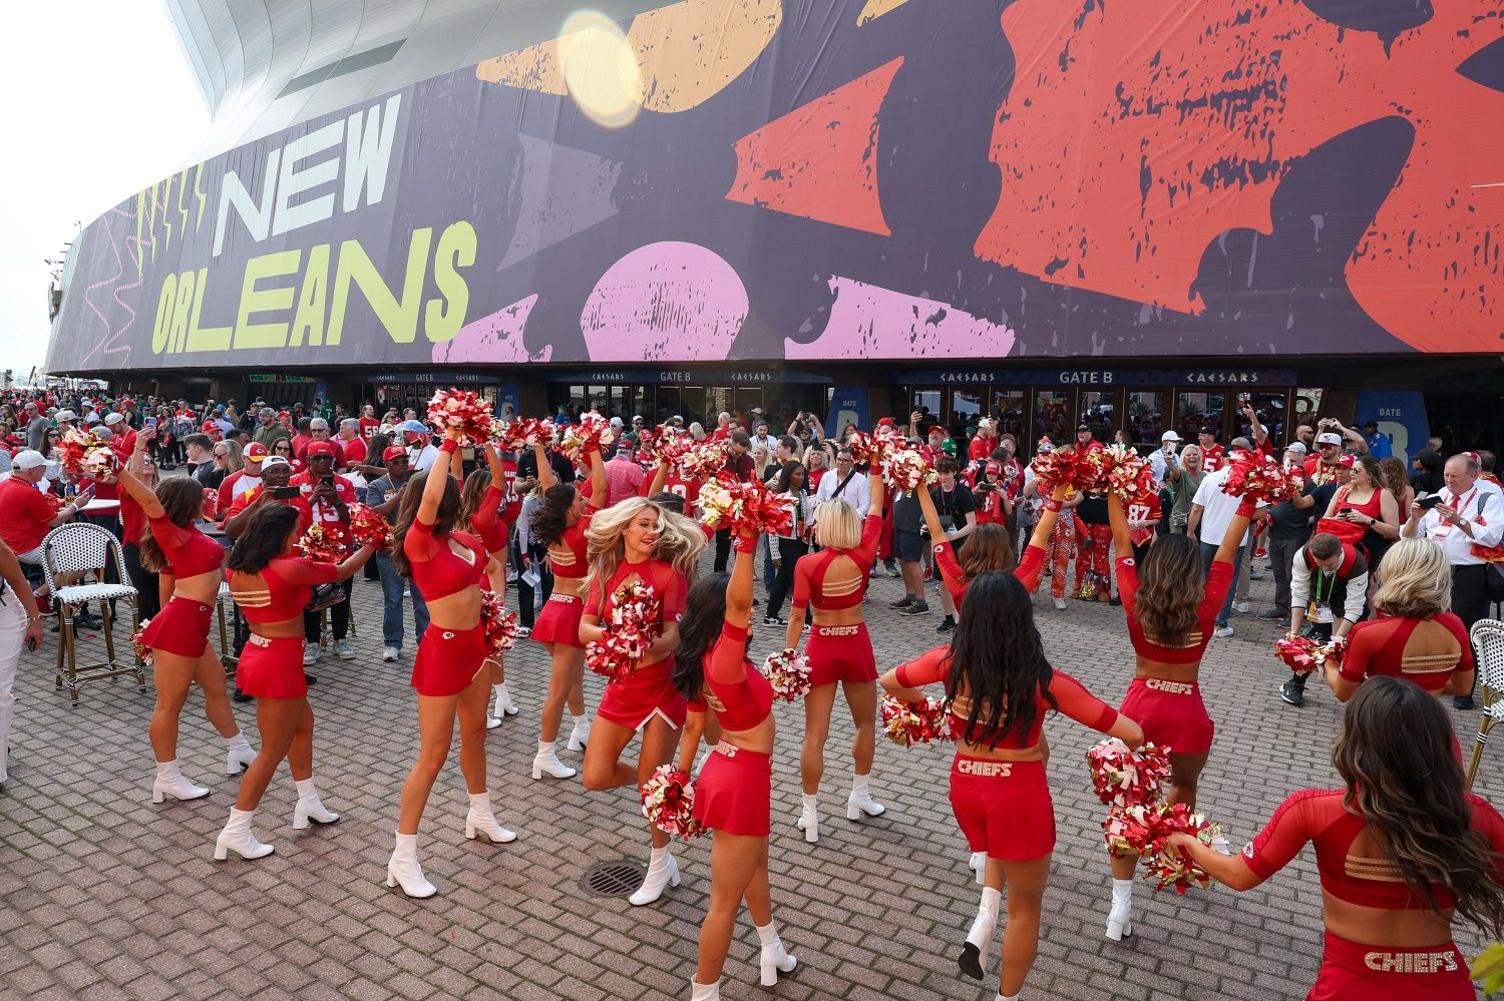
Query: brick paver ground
1,547,1497,1000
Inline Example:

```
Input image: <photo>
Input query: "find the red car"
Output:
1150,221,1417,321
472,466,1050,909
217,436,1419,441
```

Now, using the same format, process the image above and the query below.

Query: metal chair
216,581,238,679
1466,619,1504,789
41,522,144,707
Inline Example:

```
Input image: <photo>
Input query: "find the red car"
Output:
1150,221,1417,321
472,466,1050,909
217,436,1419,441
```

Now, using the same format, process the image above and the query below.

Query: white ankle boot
755,922,798,986
153,760,209,804
796,794,819,843
386,831,437,898
847,774,886,820
629,847,680,906
464,792,517,844
225,734,256,775
567,714,590,751
495,684,518,717
1106,878,1134,941
969,851,986,885
291,778,339,830
532,741,577,780
214,808,274,860
959,886,1000,980
689,979,720,1000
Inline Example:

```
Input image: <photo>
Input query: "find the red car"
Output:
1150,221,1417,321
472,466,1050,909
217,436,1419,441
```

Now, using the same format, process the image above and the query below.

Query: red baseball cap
382,445,407,462
306,441,336,457
877,417,896,428
985,461,1002,475
1337,454,1355,468
244,442,268,463
201,420,219,433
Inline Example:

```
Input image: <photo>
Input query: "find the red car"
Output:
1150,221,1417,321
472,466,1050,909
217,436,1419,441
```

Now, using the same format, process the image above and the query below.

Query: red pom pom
677,438,728,481
1275,634,1347,674
1086,739,1172,809
347,503,392,550
698,475,794,537
585,580,661,682
480,590,518,659
761,648,812,702
880,693,954,747
880,448,938,493
426,388,494,445
640,764,706,840
559,411,616,463
1142,802,1222,895
1223,452,1299,507
297,523,351,563
130,621,152,664
493,417,555,452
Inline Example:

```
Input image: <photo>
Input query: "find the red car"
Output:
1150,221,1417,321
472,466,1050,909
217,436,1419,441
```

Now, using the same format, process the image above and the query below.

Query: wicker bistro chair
41,522,144,706
1466,619,1504,790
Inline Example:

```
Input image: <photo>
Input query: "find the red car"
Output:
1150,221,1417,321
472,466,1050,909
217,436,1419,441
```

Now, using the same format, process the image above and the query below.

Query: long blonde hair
584,497,705,594
1372,538,1451,619
814,498,860,549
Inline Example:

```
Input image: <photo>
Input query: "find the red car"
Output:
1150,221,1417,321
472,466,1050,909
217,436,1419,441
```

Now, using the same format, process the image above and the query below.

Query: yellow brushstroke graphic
856,0,914,25
160,175,175,250
176,170,189,245
193,163,206,232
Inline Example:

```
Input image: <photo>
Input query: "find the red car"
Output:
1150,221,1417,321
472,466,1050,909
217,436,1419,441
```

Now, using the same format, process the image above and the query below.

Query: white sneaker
516,626,532,639
302,647,319,667
1214,624,1235,638
1231,600,1251,614
382,646,399,662
335,639,355,660
1053,597,1067,610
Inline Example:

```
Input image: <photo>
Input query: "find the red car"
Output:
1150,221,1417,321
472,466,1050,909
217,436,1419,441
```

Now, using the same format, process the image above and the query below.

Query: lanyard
1435,487,1476,538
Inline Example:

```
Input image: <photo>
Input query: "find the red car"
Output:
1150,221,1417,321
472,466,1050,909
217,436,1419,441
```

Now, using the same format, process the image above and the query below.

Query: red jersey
1126,493,1162,547
641,471,701,507
338,436,367,465
225,486,311,533
1200,444,1227,471
289,471,356,527
0,477,55,554
358,416,380,439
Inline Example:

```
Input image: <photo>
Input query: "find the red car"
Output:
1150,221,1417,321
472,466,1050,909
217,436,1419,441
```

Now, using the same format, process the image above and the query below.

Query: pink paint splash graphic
785,277,1016,360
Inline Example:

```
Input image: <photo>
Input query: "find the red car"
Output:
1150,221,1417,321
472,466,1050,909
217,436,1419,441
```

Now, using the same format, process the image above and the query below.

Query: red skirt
596,660,686,730
532,592,584,648
411,622,487,697
692,745,771,837
140,597,212,658
806,622,876,686
948,756,1053,861
237,635,308,700
1307,931,1471,1000
1118,676,1215,756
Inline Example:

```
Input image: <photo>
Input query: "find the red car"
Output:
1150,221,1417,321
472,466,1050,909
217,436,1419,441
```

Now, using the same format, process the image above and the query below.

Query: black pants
304,578,353,642
123,542,161,621
516,553,553,628
1453,564,1491,631
767,537,807,618
713,527,733,573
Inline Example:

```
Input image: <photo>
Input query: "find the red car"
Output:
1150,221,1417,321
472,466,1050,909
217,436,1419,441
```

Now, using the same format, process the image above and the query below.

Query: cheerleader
784,469,886,843
879,573,1143,1000
528,442,607,780
1021,441,1082,610
215,505,375,859
921,479,1071,609
1101,488,1252,940
456,443,520,728
386,430,516,899
579,497,704,905
672,529,797,998
118,430,256,803
1171,678,1504,1001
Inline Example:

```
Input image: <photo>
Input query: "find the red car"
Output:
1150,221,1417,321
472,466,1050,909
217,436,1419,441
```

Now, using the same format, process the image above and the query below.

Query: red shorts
532,592,584,648
139,596,212,658
806,622,876,686
948,756,1054,861
236,636,309,700
411,622,487,697
595,660,686,730
692,745,771,837
1118,676,1214,756
1307,931,1471,1000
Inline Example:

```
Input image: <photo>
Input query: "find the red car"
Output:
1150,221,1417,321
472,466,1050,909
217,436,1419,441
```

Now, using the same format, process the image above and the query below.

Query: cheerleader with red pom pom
1021,441,1084,610
670,527,797,998
879,573,1143,999
453,441,522,729
579,495,705,906
1099,478,1255,940
1169,678,1504,1001
528,439,608,780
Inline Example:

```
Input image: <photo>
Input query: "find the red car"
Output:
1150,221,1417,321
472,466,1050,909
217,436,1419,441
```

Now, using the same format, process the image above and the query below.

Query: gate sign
47,1,1504,376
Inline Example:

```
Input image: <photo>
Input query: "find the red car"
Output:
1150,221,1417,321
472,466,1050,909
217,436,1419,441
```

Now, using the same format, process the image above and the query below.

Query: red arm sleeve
856,514,883,563
1201,560,1235,617
1466,795,1504,881
1244,789,1330,882
146,514,194,550
472,484,504,532
1013,544,1046,592
583,578,606,618
1442,613,1476,674
660,567,687,622
1338,621,1377,682
932,542,968,608
894,645,950,689
402,516,441,563
791,558,812,612
273,556,341,586
1114,557,1140,620
1044,670,1118,733
707,622,750,685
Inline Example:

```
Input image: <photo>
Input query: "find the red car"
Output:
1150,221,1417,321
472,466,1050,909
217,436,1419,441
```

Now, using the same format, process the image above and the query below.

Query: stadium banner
48,0,1504,374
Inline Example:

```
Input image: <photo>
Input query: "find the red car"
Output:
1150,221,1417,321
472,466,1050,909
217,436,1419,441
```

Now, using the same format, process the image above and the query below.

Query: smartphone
1415,494,1443,510
273,485,300,500
320,474,334,487
145,417,157,430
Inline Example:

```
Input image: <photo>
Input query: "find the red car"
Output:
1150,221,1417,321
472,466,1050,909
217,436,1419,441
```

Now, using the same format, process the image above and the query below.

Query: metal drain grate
582,859,644,898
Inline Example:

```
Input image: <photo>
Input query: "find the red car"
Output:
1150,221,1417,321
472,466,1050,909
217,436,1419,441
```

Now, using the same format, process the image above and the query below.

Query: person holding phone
0,535,44,793
290,442,358,664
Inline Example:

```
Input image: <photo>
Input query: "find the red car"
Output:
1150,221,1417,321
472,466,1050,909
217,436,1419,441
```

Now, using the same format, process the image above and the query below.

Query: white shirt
750,434,776,454
410,443,440,472
1149,446,1178,486
1191,466,1250,547
1407,479,1504,566
813,465,870,518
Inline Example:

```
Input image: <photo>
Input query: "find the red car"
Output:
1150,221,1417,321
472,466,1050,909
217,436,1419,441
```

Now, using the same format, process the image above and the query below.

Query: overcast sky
0,3,208,382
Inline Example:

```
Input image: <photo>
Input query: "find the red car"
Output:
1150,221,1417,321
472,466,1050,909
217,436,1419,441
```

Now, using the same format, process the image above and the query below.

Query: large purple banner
47,0,1504,374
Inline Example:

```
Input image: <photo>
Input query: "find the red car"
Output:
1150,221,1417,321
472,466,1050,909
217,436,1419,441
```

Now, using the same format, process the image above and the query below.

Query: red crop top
584,559,687,667
1244,788,1504,909
547,512,593,580
893,644,1118,749
696,622,774,732
231,556,339,624
932,541,1047,610
792,514,882,612
1117,556,1233,664
1340,613,1474,693
147,514,225,579
402,519,487,602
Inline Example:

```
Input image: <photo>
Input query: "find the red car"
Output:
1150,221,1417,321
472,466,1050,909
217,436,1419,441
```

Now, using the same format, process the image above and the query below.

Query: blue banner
826,387,869,438
1355,390,1428,465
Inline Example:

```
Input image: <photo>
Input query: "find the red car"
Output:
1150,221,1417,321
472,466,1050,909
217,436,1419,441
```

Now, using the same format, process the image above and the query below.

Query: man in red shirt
357,404,381,440
222,457,308,537
0,450,93,615
217,442,267,517
290,441,357,663
103,412,136,456
711,412,733,442
1303,432,1347,486
968,418,997,463
336,418,367,467
290,418,314,463
200,420,223,443
1074,423,1102,452
1198,426,1227,471
603,444,646,507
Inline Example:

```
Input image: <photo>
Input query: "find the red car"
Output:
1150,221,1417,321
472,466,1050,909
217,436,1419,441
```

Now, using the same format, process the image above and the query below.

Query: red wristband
733,535,757,554
1044,498,1063,512
1236,498,1256,518
440,438,459,455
